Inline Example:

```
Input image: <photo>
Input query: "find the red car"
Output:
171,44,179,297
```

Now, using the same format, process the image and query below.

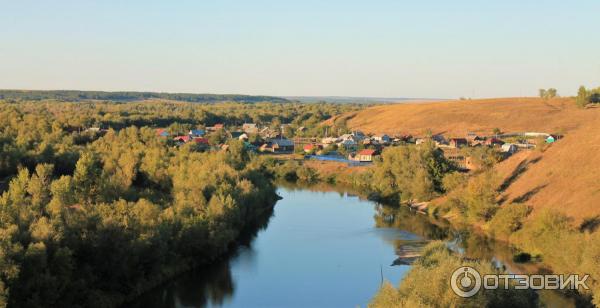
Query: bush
486,203,530,239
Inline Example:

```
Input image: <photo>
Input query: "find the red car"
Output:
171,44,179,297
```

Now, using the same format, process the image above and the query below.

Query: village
153,122,562,171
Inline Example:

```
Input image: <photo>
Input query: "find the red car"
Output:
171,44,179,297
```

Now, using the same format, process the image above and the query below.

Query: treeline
0,100,364,141
0,100,290,307
0,90,289,104
576,85,600,108
271,140,456,204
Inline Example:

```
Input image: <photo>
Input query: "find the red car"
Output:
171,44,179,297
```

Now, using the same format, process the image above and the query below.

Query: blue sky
1,0,598,98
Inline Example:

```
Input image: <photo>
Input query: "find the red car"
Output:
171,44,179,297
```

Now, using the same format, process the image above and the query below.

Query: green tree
576,85,589,108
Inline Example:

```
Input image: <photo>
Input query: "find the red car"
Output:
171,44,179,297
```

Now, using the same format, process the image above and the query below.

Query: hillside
336,97,589,136
494,114,600,223
339,97,600,222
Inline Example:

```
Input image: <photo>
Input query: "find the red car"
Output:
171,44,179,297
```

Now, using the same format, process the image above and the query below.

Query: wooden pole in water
380,264,383,285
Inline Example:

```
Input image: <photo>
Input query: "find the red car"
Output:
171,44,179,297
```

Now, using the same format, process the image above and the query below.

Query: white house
372,134,391,144
501,143,518,154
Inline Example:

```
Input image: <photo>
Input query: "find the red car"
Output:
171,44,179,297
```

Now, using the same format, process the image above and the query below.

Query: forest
0,98,362,307
0,90,289,104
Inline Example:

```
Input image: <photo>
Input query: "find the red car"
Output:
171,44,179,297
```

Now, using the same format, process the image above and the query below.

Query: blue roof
189,129,205,136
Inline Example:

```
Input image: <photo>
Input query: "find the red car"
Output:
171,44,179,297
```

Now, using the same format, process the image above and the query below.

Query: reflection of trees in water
275,180,372,201
373,204,451,241
131,204,275,308
176,260,235,307
372,204,552,275
456,230,552,275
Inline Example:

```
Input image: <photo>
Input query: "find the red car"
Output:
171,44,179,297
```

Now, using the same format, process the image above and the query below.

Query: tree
576,86,589,108
538,89,547,98
72,152,103,204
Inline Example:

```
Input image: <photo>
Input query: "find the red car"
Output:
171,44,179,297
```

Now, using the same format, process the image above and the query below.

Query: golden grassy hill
337,97,600,222
336,97,589,136
494,113,600,223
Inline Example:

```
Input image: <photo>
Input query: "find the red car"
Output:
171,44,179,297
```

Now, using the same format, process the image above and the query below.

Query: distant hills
285,96,446,104
0,89,289,103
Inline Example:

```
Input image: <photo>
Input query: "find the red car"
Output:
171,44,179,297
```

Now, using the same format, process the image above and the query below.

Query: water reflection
131,183,576,308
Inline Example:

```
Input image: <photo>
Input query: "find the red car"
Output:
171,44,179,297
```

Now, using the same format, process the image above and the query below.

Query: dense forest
0,98,363,307
0,90,289,104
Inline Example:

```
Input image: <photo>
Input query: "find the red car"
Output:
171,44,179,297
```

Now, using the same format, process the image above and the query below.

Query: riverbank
122,200,277,307
276,157,595,305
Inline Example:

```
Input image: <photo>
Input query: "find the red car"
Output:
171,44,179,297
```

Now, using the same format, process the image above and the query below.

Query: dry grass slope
340,97,589,136
340,97,600,222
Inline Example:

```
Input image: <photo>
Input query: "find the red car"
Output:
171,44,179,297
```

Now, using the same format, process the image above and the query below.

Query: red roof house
173,135,191,143
193,137,209,144
303,144,322,153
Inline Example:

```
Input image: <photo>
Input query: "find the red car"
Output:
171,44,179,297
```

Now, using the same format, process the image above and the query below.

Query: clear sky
1,0,599,98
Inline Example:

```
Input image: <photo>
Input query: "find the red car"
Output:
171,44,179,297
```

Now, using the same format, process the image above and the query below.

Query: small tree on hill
576,86,588,108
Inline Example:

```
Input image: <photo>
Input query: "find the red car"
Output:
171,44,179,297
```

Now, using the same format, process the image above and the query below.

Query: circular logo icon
451,266,482,298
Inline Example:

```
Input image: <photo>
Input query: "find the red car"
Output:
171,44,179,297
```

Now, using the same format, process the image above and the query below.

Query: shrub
486,203,530,239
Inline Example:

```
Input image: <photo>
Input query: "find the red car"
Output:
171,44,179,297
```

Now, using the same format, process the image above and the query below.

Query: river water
132,184,576,308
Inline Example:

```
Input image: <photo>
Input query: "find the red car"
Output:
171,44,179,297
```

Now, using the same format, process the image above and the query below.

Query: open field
333,97,594,136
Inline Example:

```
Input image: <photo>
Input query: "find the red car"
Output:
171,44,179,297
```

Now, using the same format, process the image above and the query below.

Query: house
303,144,322,153
260,138,295,153
189,129,205,137
485,138,504,146
321,137,340,145
173,135,191,143
349,149,378,162
501,143,518,154
156,129,170,137
242,123,258,134
337,139,358,150
339,133,354,141
373,134,391,144
260,127,282,139
351,131,366,141
192,137,209,145
432,134,447,145
449,138,468,148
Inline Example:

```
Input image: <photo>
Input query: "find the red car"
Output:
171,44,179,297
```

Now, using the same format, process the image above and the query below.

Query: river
132,183,577,308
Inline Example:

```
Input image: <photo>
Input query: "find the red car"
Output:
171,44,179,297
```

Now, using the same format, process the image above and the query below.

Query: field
334,97,593,136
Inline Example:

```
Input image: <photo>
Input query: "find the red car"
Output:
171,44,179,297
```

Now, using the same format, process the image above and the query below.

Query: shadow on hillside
580,216,600,233
512,184,547,203
499,156,542,192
